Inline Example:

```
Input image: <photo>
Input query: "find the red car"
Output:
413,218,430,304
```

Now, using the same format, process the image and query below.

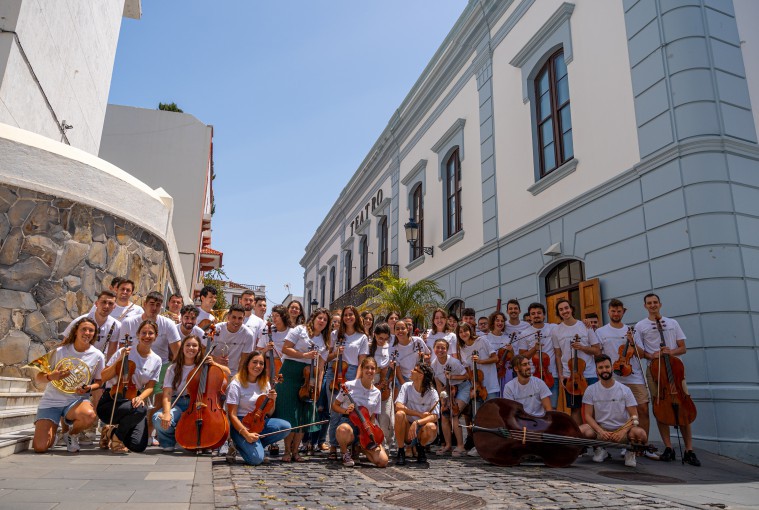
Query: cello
612,326,636,377
563,335,587,406
531,331,554,388
649,318,696,428
339,383,384,450
175,326,230,451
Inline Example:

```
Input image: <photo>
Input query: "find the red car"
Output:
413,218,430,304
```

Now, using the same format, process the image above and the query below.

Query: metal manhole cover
381,489,486,509
599,470,685,484
360,467,414,482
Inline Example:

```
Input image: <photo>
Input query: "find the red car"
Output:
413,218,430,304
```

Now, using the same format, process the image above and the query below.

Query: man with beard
240,290,265,344
502,355,552,417
163,293,184,324
580,355,647,467
177,305,205,340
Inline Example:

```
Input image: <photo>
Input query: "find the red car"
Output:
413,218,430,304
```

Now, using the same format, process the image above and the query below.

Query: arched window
535,50,573,177
544,259,586,324
360,236,368,281
307,290,313,314
329,266,336,305
448,299,465,321
345,250,352,290
378,216,388,267
445,148,462,237
320,275,326,307
411,184,424,260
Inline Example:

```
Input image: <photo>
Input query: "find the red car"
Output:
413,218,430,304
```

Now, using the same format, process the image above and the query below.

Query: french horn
26,350,91,394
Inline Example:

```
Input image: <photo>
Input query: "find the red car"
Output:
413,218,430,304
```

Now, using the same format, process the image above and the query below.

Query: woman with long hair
279,307,330,461
425,308,458,359
226,351,291,465
361,311,375,337
392,320,429,389
386,311,400,342
153,335,230,451
369,322,395,448
98,320,163,453
430,338,468,456
287,300,306,327
32,318,105,454
484,311,511,394
394,362,439,465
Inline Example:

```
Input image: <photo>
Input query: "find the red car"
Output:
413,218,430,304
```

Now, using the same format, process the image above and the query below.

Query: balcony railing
329,264,399,311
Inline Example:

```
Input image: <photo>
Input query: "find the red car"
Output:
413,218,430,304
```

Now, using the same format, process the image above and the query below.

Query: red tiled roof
201,247,223,256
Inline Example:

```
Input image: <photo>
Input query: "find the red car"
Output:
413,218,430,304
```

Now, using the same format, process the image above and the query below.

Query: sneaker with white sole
592,446,608,463
624,449,637,467
162,445,175,453
226,442,237,463
63,432,80,453
619,448,627,458
644,449,661,460
467,447,479,457
219,442,229,456
342,451,355,467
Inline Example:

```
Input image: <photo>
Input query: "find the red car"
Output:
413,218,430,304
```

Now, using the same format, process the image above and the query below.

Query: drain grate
381,489,486,509
599,470,685,484
360,467,415,482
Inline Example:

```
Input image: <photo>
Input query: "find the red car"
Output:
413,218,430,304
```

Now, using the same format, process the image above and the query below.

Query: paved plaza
1,442,757,510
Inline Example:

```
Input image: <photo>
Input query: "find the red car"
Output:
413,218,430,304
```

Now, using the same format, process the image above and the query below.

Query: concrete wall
0,0,126,154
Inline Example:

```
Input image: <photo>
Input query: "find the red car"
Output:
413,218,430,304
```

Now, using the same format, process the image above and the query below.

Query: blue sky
109,1,467,305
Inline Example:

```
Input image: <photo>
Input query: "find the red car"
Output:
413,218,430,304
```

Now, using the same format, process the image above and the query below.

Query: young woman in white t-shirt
153,335,230,451
33,318,105,454
394,363,440,465
368,323,395,448
430,338,468,456
424,308,458,359
392,320,430,390
97,320,162,454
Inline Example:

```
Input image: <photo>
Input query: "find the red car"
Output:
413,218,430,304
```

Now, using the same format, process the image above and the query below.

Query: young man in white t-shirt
635,293,700,466
502,355,552,417
580,354,647,467
111,279,144,321
240,290,265,344
519,302,560,409
177,304,205,341
196,285,218,325
504,299,531,337
212,305,256,377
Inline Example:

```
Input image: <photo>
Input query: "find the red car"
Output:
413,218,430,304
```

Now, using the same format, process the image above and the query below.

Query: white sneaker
78,431,95,445
644,449,661,460
592,446,608,463
624,449,637,467
219,442,229,456
226,442,237,463
467,447,479,457
619,448,627,458
63,432,80,453
162,445,175,453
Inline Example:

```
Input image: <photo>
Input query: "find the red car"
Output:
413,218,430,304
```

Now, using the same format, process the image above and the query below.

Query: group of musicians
31,277,701,469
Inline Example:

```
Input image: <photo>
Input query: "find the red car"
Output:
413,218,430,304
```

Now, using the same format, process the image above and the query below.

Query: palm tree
360,268,445,327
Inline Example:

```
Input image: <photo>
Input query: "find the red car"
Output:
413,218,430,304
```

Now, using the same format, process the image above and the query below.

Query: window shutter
578,278,602,320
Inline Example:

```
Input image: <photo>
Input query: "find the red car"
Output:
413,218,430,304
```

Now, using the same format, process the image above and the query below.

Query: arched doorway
447,299,465,320
544,260,601,324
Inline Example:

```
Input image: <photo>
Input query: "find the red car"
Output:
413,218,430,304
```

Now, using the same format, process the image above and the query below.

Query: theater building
300,0,759,463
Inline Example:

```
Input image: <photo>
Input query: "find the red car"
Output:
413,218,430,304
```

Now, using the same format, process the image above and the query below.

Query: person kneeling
394,363,440,465
579,355,648,467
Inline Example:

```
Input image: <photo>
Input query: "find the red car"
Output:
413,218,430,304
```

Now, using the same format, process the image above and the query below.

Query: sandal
452,447,466,457
436,446,451,455
109,430,129,455
281,452,292,463
292,453,306,462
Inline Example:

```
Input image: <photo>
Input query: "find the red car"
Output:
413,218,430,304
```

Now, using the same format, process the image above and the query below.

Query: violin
242,391,275,434
612,326,636,377
471,399,652,467
110,334,137,400
563,335,587,405
298,344,319,403
531,331,554,388
265,322,283,384
340,383,384,450
442,365,460,416
414,341,425,364
329,338,348,392
649,318,696,427
468,350,488,402
378,350,398,401
496,332,517,379
175,326,230,451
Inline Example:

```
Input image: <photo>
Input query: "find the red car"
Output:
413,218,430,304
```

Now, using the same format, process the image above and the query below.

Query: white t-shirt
163,364,195,397
244,314,266,344
634,316,686,354
393,337,429,379
552,321,600,379
196,309,215,324
595,324,645,385
63,313,121,353
395,381,440,421
505,320,531,337
336,379,381,416
425,331,457,356
177,324,206,342
226,378,271,416
582,380,637,430
105,347,162,389
119,315,181,363
520,324,558,377
111,302,144,321
283,325,328,364
430,355,467,387
372,343,391,369
37,344,105,409
458,337,499,394
213,322,256,376
256,326,290,356
502,376,552,417
330,331,369,366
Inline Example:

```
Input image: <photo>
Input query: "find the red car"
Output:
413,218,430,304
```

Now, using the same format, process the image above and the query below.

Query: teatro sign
349,188,384,236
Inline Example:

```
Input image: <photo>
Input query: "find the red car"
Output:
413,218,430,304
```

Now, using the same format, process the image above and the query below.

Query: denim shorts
35,397,88,426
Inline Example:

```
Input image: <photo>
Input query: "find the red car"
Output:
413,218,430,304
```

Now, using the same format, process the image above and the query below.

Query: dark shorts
564,377,598,409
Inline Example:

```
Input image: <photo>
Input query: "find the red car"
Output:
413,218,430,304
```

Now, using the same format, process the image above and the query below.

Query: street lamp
404,218,433,257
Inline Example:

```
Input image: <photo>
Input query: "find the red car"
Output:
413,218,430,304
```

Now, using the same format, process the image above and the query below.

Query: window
411,184,424,260
320,275,326,307
231,295,241,305
307,290,313,314
329,266,335,304
378,216,388,267
359,236,369,280
445,149,462,237
345,250,352,290
535,50,573,177
544,259,584,324
448,299,464,321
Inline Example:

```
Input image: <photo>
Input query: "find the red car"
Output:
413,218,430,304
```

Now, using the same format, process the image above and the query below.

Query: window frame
320,275,326,307
411,183,424,261
444,148,462,237
359,236,369,281
344,250,352,290
535,49,573,178
329,266,335,304
378,216,388,267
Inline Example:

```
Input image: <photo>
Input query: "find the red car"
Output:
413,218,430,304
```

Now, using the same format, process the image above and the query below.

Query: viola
563,335,587,405
242,392,275,434
340,383,384,450
531,331,554,388
612,326,635,377
471,399,652,467
378,350,398,401
649,319,696,427
110,334,137,400
175,326,230,451
265,321,283,384
468,350,488,402
496,332,517,379
414,341,425,364
442,365,459,416
298,344,319,403
329,338,348,392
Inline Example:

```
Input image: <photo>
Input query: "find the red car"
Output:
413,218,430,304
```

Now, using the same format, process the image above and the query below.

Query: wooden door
579,278,602,321
545,291,568,325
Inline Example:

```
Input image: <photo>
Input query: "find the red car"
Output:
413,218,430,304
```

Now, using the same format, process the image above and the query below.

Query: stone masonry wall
0,183,178,384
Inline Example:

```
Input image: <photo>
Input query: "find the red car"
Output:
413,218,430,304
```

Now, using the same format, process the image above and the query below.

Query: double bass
339,383,384,450
649,318,696,427
175,326,230,451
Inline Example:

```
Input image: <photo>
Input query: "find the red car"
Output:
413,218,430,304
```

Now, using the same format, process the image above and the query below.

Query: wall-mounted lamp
404,218,433,257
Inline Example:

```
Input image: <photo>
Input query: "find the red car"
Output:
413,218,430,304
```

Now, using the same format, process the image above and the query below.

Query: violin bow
626,325,651,395
257,419,330,439
108,334,132,426
169,344,218,409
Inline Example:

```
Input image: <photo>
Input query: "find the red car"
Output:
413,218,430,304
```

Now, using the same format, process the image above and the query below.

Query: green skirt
276,359,312,428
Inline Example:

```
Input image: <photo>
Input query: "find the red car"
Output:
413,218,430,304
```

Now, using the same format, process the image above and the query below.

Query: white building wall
0,0,126,154
734,0,759,136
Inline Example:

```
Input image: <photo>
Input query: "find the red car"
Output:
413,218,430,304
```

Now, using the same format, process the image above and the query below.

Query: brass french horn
26,350,91,394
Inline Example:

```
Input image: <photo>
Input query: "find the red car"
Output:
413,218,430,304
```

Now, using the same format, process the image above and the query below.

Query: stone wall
0,183,177,381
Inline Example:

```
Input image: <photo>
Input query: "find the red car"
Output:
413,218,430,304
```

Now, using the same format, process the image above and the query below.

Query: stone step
0,392,44,409
0,406,37,435
0,428,34,459
0,376,31,393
